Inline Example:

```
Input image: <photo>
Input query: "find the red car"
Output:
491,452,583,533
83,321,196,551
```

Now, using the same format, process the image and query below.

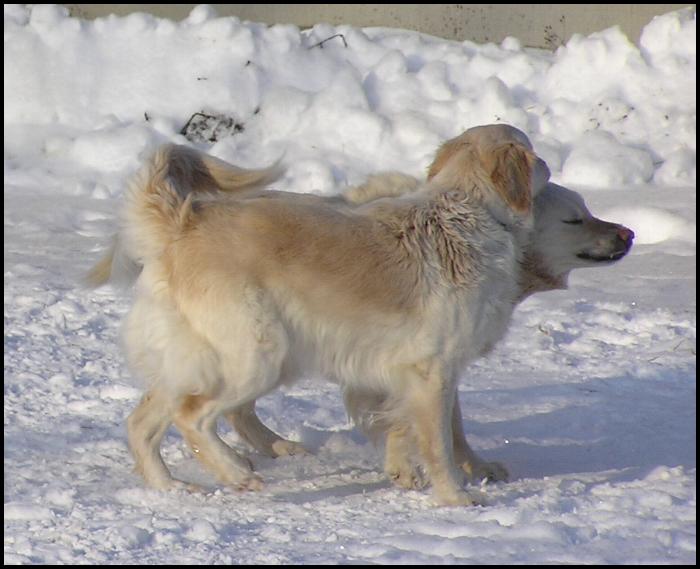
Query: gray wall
63,4,693,49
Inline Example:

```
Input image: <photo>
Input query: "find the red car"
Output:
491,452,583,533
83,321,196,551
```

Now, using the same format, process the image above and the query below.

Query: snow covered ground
4,4,696,564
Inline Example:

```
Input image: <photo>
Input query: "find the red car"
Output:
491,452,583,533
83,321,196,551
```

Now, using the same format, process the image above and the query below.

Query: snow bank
4,4,696,190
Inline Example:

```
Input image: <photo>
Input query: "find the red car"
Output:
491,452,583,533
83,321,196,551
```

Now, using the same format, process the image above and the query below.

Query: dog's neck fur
517,252,569,302
394,188,568,302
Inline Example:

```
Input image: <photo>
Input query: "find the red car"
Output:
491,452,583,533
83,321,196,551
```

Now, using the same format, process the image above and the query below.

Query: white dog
338,177,635,489
90,124,546,506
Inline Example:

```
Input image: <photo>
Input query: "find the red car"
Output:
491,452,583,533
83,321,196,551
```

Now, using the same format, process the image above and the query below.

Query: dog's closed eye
562,219,583,225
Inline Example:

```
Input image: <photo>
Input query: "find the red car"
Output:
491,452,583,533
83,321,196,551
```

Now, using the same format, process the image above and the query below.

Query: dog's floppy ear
486,142,536,215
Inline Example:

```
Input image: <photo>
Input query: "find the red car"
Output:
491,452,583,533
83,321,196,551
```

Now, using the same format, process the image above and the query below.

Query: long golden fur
91,124,544,506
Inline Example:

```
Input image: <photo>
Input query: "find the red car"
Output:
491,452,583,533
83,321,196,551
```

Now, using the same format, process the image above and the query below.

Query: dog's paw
462,460,509,483
271,439,310,457
136,469,203,493
433,488,476,507
388,468,426,490
234,473,264,492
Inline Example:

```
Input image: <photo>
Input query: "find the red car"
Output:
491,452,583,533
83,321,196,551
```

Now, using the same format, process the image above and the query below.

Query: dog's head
524,183,635,290
426,124,550,232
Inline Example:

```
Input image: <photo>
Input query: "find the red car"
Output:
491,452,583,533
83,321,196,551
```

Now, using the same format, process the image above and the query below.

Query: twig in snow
309,34,348,50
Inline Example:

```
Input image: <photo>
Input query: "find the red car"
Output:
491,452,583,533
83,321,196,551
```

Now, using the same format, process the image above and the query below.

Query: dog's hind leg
171,284,289,488
225,400,309,458
127,388,179,490
174,395,264,491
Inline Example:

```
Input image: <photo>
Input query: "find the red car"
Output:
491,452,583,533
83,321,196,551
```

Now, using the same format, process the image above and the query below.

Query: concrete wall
63,4,694,49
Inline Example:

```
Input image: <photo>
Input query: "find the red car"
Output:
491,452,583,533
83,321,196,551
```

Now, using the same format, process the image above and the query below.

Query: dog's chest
475,288,517,355
449,262,520,360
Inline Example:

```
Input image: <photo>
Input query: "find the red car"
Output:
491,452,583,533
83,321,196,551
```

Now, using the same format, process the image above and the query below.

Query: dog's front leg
382,398,508,489
403,362,474,506
451,398,509,482
384,423,425,489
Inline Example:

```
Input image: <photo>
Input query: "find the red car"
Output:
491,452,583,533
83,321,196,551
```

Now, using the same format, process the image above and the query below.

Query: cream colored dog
90,124,544,506
211,127,633,490
337,175,635,489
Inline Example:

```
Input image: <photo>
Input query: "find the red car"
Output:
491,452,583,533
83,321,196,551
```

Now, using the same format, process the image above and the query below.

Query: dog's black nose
617,226,634,243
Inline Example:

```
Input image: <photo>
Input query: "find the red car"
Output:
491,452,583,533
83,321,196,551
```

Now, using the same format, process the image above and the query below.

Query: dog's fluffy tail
164,144,284,198
86,145,283,287
343,171,421,204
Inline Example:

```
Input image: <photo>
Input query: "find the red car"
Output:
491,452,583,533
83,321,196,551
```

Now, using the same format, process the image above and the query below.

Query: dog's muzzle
577,224,634,262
